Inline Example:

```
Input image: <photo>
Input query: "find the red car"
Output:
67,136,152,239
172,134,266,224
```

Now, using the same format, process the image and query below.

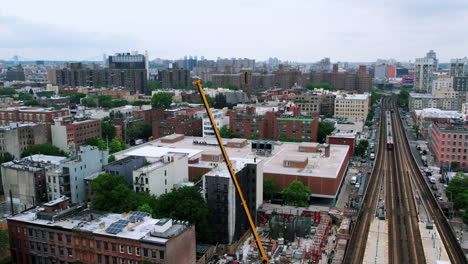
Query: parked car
429,177,436,184
431,185,438,191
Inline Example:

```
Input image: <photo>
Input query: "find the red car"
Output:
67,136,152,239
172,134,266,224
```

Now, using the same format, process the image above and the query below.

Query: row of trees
264,178,312,207
91,173,213,242
305,82,340,91
446,172,468,224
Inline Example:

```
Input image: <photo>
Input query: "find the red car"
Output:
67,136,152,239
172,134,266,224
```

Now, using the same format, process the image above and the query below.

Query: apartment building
1,155,66,208
201,108,230,137
133,153,189,195
152,109,202,140
414,58,434,93
46,146,108,204
7,197,196,264
430,122,468,170
334,94,370,122
0,107,70,140
414,108,465,140
0,123,47,158
229,106,319,142
409,93,463,111
51,118,102,154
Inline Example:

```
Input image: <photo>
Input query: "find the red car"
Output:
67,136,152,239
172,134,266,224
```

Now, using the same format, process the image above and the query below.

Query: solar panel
105,220,130,234
129,211,149,223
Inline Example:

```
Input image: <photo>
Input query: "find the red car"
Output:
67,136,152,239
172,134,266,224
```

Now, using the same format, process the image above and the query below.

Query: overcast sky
1,0,467,62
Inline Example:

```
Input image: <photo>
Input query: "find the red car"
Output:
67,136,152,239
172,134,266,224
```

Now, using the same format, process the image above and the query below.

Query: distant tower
145,50,149,80
240,69,253,100
425,50,438,70
13,55,19,65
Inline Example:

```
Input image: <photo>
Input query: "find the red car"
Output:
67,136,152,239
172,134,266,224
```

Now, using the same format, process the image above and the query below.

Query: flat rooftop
9,208,189,243
116,136,349,179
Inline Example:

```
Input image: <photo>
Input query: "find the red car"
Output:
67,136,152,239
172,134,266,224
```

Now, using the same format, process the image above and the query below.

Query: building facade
51,118,102,154
1,155,66,208
203,158,262,244
7,197,196,264
46,145,108,204
0,123,47,158
104,156,146,186
202,108,230,137
157,67,191,89
334,94,370,122
152,110,202,140
450,58,468,77
430,122,468,170
133,154,189,195
414,58,434,93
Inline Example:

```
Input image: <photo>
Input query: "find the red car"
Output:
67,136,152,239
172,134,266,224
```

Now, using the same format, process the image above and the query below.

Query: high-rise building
157,65,191,88
6,65,26,81
203,158,262,244
414,58,434,93
426,50,438,70
108,53,146,69
450,58,468,77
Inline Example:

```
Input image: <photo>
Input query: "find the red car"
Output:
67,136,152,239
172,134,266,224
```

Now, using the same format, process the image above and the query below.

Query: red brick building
0,107,71,140
430,122,468,170
51,118,102,153
152,109,202,140
310,64,372,93
327,130,357,156
7,197,196,264
229,106,319,142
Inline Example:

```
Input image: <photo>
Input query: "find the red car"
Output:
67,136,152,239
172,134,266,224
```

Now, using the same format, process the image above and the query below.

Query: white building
334,94,370,122
133,153,189,195
201,108,230,137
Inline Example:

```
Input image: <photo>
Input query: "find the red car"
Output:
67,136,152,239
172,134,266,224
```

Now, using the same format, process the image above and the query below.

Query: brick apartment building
158,66,191,88
152,109,202,140
0,123,47,158
0,107,71,140
310,65,372,93
414,108,465,139
229,106,319,142
430,122,468,170
7,197,196,264
51,118,102,154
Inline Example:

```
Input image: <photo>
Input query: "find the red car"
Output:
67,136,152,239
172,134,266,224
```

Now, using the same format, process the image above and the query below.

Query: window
28,228,33,236
96,241,101,249
98,254,102,264
50,245,55,254
152,249,157,258
43,243,48,253
112,243,116,252
143,248,148,257
136,247,140,256
128,246,132,254
120,245,124,253
59,246,64,256
67,248,73,257
104,242,108,250
160,250,164,259
112,257,117,264
49,232,54,240
120,259,125,264
129,260,133,264
66,234,71,244
57,233,62,242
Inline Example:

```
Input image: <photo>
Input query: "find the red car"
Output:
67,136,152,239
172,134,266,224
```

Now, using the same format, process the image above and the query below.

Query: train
386,111,394,150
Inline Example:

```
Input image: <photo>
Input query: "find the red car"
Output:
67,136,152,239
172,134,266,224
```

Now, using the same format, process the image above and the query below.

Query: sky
1,0,468,62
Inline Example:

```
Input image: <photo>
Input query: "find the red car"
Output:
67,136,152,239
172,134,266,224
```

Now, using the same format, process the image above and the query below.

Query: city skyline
1,0,468,62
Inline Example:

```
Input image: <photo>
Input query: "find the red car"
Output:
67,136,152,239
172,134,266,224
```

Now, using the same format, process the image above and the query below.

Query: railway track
391,99,467,264
344,97,467,264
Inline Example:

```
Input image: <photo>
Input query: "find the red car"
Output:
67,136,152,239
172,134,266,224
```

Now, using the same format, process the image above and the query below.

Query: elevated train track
344,97,467,264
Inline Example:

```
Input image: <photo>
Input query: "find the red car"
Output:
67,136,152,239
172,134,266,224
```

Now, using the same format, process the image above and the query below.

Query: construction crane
193,80,269,264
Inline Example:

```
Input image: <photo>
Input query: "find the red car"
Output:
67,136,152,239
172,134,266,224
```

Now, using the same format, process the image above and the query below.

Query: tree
148,80,162,92
447,172,468,210
0,228,9,258
463,210,468,225
22,143,68,158
81,97,97,108
451,161,460,171
398,90,410,111
109,138,126,153
127,122,153,142
264,178,281,200
318,121,335,143
282,180,311,207
0,152,15,164
64,93,86,104
222,84,238,90
108,155,116,163
84,138,107,150
219,126,240,138
355,140,369,157
153,186,212,242
151,92,172,109
194,95,214,106
0,88,17,96
91,173,137,213
102,122,117,140
137,203,154,216
306,82,337,91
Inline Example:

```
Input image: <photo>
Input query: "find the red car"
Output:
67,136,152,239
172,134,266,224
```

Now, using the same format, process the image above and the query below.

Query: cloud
0,16,133,60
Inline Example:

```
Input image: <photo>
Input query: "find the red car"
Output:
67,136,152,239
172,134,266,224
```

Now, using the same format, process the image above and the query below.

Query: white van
370,153,375,160
429,177,436,184
351,176,357,185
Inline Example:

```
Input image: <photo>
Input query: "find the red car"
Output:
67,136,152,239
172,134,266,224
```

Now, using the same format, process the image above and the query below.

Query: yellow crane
193,80,269,264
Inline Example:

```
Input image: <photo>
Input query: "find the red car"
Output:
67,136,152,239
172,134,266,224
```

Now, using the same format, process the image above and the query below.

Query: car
351,176,357,185
431,185,438,191
429,177,436,184
434,192,441,198
355,182,361,189
438,197,443,202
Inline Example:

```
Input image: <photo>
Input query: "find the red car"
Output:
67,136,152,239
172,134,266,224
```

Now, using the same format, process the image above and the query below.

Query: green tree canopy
81,97,97,108
127,121,153,143
264,178,281,200
447,172,468,210
101,122,116,140
109,138,126,153
282,180,311,207
137,203,154,216
153,186,212,242
317,121,335,143
151,92,172,109
219,126,240,138
355,140,369,157
0,88,17,96
305,82,338,91
0,228,9,258
108,155,116,163
21,143,69,158
91,173,137,213
398,90,410,111
64,93,86,104
0,152,15,163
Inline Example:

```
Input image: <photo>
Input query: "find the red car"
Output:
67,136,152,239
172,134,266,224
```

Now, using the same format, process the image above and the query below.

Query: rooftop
415,108,465,119
335,93,370,100
116,136,349,179
9,206,190,243
2,155,66,170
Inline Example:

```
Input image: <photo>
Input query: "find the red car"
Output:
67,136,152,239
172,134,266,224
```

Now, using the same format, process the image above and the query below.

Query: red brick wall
166,225,196,264
328,137,355,156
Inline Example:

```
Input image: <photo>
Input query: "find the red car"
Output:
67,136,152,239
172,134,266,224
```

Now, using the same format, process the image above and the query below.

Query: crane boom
193,80,269,264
